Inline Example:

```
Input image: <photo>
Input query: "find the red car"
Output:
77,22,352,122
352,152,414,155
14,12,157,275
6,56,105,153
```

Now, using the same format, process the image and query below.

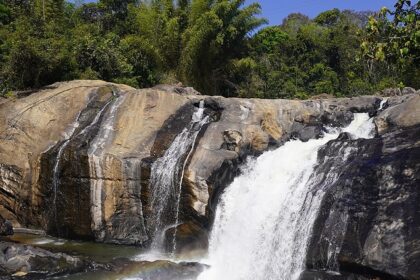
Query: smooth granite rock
0,81,418,280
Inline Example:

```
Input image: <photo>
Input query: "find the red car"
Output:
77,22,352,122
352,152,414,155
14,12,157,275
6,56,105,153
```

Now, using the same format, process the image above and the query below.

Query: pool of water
5,232,143,263
1,233,205,280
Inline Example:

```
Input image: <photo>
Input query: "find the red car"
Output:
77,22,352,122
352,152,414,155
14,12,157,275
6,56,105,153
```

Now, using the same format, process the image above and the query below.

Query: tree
72,25,132,82
0,0,417,98
237,8,386,99
34,0,65,21
361,0,419,87
1,16,74,89
0,0,11,25
98,0,139,32
251,26,288,53
75,2,104,23
314,8,341,26
281,13,310,34
179,0,266,95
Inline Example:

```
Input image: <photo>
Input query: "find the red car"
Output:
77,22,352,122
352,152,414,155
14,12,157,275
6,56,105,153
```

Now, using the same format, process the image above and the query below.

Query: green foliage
73,27,132,81
179,0,267,95
281,13,310,35
4,90,15,99
0,1,11,25
235,5,419,99
361,0,419,88
2,16,75,89
252,26,288,53
362,0,419,63
119,35,161,87
0,0,418,98
314,8,341,26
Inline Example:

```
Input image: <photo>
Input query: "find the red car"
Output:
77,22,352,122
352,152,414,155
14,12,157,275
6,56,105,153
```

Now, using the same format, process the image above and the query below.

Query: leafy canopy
0,0,418,98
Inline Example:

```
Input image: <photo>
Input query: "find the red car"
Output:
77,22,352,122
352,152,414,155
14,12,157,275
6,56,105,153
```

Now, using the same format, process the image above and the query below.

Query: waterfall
51,111,82,230
88,93,126,239
49,87,121,236
149,101,208,252
198,113,374,280
378,97,389,111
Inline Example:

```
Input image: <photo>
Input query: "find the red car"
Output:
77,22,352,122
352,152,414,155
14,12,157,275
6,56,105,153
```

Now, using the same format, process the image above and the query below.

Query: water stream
149,101,208,253
51,111,83,230
50,88,121,235
88,93,126,239
43,105,378,280
378,97,389,111
198,113,374,280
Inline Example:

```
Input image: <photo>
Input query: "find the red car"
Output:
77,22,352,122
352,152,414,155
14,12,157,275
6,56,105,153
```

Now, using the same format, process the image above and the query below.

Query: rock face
300,270,369,280
304,125,420,280
0,215,13,236
0,241,88,277
0,80,418,279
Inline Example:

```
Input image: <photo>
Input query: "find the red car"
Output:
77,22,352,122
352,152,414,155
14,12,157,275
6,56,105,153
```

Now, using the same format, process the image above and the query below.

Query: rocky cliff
0,80,418,279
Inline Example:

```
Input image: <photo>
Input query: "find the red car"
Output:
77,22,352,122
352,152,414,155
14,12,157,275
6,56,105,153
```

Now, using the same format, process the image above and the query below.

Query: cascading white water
198,113,374,280
342,113,375,139
378,97,388,111
149,101,208,252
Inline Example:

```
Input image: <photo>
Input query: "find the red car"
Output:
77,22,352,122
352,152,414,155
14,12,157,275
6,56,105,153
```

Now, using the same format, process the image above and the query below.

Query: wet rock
320,110,354,127
137,261,207,280
374,94,420,134
165,222,209,254
222,130,243,152
0,241,89,277
299,270,369,280
109,259,207,280
0,80,411,255
336,132,351,141
306,125,420,279
0,215,13,236
291,122,323,142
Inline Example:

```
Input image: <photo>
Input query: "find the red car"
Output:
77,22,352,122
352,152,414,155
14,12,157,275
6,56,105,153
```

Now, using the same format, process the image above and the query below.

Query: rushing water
12,109,380,280
198,113,374,280
149,101,208,252
379,97,389,111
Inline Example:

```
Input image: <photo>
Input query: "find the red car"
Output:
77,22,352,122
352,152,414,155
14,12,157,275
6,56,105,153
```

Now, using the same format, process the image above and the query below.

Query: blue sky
245,0,397,25
80,0,397,26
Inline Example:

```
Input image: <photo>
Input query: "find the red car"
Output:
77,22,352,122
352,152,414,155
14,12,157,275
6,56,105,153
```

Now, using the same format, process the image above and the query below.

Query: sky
81,0,397,26
245,0,397,26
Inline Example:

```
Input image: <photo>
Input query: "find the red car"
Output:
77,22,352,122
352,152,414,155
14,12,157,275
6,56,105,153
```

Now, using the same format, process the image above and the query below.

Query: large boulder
113,260,207,280
374,94,420,134
0,80,418,271
304,125,420,279
0,80,381,247
0,241,89,277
